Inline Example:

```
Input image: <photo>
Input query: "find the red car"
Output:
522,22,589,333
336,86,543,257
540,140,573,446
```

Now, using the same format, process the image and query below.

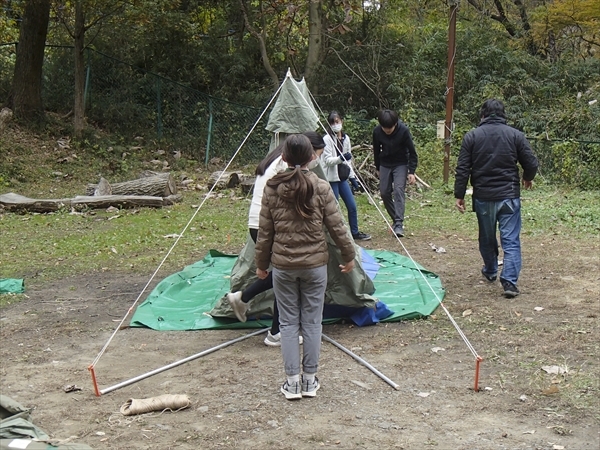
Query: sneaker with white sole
281,380,302,400
301,375,320,397
501,280,520,298
264,331,303,347
227,291,248,322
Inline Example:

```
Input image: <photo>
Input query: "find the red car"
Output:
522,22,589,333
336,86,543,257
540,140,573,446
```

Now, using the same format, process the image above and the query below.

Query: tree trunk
7,0,50,123
304,0,323,86
73,1,86,137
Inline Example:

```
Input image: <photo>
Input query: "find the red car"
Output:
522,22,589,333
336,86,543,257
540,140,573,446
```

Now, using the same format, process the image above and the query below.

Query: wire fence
1,42,599,188
1,43,270,165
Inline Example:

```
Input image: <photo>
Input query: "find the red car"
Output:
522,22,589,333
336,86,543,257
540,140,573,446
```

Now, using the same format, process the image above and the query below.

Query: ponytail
267,134,316,218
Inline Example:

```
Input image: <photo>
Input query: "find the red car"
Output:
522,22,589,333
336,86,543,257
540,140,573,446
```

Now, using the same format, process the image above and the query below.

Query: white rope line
306,91,479,359
90,78,287,368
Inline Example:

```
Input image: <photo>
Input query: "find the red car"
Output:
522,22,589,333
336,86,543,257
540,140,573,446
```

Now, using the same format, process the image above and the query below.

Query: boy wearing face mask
321,111,371,241
372,109,418,237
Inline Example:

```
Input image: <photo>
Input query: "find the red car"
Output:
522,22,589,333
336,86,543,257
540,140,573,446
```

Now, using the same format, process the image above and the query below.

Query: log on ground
0,192,73,213
208,171,245,190
71,195,165,210
86,173,177,196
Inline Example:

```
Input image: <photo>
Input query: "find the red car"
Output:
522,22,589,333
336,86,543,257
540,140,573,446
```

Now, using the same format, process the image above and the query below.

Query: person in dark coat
372,109,418,237
454,99,539,298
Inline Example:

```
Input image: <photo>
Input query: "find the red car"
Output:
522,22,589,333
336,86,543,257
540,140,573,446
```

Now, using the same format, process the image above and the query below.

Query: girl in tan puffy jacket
255,134,356,400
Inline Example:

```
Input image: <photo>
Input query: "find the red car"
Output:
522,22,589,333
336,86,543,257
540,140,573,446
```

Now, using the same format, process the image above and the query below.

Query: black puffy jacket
454,116,538,202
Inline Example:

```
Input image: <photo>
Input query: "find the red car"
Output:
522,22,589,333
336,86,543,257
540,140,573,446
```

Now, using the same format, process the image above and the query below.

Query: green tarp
0,279,24,294
129,249,444,331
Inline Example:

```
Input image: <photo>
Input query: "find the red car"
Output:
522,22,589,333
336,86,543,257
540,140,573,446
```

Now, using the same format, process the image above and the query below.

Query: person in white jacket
227,131,326,345
321,111,371,241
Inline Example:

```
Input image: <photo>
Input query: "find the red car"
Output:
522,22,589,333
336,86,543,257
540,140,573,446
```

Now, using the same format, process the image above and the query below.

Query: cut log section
71,195,165,209
94,177,112,196
86,172,177,197
207,171,245,190
240,178,255,195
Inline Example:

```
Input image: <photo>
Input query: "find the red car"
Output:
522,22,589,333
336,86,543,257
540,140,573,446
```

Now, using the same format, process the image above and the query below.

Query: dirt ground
1,231,598,450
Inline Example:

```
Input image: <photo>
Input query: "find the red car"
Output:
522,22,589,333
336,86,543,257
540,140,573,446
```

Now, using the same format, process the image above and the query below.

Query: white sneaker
301,375,320,398
281,380,302,400
264,331,303,347
227,291,248,322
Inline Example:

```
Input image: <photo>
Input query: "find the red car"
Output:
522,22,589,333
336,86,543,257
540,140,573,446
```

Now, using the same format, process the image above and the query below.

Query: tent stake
474,356,483,392
322,333,400,390
99,328,268,396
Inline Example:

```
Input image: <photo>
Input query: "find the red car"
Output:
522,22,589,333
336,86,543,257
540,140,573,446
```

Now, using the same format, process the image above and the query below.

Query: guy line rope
87,76,288,396
301,82,484,391
89,69,482,396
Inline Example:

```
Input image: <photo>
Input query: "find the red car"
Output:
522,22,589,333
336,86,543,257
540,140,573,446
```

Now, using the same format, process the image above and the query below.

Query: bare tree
465,0,538,55
239,0,280,91
55,0,126,137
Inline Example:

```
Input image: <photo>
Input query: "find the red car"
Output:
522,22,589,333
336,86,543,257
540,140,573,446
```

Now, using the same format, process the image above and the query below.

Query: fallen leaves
542,385,560,395
541,365,568,375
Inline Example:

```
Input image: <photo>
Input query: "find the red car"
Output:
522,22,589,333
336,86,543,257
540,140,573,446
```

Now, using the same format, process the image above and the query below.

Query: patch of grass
0,293,27,308
0,194,249,280
353,181,600,240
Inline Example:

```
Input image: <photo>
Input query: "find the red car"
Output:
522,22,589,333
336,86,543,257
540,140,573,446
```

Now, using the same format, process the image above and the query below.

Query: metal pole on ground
98,328,268,396
322,333,400,390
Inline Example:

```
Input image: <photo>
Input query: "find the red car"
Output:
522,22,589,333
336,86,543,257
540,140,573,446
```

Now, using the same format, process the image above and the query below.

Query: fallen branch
415,174,431,189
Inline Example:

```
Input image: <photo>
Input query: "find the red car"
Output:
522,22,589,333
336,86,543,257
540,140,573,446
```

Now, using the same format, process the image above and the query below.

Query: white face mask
307,158,320,170
331,123,342,133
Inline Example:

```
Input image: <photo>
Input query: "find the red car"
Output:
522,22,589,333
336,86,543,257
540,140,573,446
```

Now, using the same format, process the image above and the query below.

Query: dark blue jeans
474,198,522,286
330,180,359,236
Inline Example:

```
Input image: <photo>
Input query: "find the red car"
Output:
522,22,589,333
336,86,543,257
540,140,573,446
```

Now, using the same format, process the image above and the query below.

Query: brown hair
267,134,315,218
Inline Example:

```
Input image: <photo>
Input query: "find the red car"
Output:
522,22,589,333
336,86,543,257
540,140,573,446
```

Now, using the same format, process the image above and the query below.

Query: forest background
0,5,599,448
1,0,599,188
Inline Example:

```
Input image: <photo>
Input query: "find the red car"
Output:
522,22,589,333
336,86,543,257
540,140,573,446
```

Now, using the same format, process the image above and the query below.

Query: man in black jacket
454,99,538,298
373,109,418,237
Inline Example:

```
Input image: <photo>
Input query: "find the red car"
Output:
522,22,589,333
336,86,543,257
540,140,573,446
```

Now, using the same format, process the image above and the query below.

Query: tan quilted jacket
255,170,355,271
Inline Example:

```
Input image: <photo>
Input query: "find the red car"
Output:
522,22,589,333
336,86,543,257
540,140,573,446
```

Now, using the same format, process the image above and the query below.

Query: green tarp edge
0,279,25,294
129,249,445,331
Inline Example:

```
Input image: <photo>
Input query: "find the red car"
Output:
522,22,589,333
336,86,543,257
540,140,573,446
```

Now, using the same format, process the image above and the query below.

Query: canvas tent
128,71,445,329
209,70,379,320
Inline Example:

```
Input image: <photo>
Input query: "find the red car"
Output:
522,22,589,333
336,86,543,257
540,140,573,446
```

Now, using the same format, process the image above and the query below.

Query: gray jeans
272,265,327,376
379,165,408,226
